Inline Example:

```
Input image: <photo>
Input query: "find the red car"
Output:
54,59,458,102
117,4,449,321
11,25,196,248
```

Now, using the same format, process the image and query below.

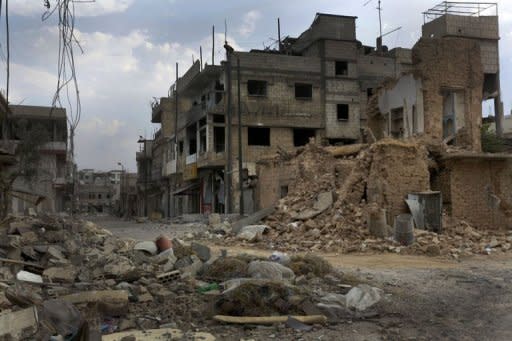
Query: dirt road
97,216,512,340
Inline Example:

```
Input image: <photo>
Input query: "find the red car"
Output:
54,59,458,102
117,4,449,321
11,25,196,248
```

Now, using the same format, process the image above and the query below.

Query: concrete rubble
0,214,375,340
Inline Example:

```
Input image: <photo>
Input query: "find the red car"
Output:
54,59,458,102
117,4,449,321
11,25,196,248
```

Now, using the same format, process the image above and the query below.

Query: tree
481,122,506,153
0,120,49,218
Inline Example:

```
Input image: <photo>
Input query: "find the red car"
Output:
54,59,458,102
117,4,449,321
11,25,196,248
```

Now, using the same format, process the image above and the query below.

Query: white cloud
10,0,134,17
81,116,125,137
238,10,261,37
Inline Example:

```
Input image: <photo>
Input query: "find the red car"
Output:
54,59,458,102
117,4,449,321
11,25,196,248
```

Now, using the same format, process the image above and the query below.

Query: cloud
10,0,134,17
238,10,261,37
81,117,125,136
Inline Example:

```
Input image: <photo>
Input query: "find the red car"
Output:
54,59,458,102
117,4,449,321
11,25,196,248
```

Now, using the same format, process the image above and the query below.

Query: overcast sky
2,0,511,171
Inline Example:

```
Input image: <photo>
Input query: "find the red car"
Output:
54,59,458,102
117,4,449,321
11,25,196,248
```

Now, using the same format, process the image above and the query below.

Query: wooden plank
213,314,327,325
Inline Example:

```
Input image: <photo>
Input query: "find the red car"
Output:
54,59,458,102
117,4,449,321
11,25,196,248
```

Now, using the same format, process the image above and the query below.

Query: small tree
481,122,506,153
0,120,49,218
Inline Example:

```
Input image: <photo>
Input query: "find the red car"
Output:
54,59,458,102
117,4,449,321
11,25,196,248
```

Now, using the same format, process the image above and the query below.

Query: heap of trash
0,214,381,340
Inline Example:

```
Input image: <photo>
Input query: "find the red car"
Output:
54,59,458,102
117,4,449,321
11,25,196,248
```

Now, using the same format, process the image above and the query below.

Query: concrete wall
377,74,425,138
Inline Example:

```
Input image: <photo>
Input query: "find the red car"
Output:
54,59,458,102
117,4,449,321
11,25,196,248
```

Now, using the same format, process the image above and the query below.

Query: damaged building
138,2,511,232
0,105,72,214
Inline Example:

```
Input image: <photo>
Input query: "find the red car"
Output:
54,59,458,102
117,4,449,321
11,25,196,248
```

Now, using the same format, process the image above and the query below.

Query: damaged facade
1,105,72,214
77,169,119,213
140,12,413,217
137,3,511,231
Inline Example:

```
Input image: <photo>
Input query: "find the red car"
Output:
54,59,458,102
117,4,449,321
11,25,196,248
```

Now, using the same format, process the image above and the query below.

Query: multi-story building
119,172,138,218
140,5,502,218
77,170,116,213
0,104,72,214
138,12,414,217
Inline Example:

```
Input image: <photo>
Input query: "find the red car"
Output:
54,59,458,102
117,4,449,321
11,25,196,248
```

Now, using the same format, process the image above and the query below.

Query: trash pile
0,214,381,340
222,140,512,258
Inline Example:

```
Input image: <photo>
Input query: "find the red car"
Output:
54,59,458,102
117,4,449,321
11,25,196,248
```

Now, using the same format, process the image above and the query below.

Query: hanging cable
5,0,9,103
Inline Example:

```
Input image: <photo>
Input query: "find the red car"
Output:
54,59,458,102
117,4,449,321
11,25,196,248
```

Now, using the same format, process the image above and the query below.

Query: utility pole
224,43,233,213
212,25,215,66
237,57,244,216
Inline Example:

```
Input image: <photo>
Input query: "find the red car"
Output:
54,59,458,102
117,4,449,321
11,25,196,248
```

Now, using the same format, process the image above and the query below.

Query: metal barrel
394,213,414,246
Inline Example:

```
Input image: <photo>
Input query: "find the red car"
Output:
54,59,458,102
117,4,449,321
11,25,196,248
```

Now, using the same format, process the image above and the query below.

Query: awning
173,182,200,196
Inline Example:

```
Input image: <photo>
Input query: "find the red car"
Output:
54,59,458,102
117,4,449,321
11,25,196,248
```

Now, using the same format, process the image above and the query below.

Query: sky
1,0,512,171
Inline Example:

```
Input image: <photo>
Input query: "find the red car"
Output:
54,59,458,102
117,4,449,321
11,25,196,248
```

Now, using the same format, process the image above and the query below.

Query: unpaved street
97,216,512,340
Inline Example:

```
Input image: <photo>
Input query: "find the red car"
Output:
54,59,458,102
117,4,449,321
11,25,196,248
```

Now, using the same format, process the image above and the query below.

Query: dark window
295,83,312,99
214,126,225,152
335,61,348,76
213,114,225,123
178,141,184,154
248,127,270,146
199,118,206,127
98,194,102,199
280,185,289,198
189,139,197,154
337,104,349,121
199,129,207,153
247,80,267,96
107,194,111,199
293,128,316,146
367,88,374,98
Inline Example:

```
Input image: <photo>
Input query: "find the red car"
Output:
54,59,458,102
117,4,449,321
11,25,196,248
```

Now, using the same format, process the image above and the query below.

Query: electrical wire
5,0,9,103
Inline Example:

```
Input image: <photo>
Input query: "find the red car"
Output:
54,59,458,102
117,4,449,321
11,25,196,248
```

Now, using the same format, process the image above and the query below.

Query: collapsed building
77,169,121,214
139,2,510,232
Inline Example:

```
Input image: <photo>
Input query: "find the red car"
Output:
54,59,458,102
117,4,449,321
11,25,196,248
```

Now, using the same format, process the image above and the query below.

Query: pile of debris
0,214,380,339
227,140,512,258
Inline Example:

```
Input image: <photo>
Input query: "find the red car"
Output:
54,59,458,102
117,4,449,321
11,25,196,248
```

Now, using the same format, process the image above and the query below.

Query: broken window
293,128,316,146
213,114,225,123
178,141,184,154
214,126,225,153
335,61,348,76
247,80,267,96
295,83,312,99
280,185,289,198
390,107,404,138
366,88,374,99
337,104,349,121
248,127,270,146
98,194,102,200
189,139,197,154
199,129,207,154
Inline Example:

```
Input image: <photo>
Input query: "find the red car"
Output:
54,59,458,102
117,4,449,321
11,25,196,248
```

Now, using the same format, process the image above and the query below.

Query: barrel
394,214,414,246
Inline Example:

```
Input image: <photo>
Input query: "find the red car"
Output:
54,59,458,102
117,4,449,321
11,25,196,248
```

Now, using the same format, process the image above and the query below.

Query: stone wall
412,37,484,151
441,157,512,230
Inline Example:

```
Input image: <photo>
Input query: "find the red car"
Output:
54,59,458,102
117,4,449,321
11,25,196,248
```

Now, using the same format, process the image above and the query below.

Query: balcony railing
185,153,197,165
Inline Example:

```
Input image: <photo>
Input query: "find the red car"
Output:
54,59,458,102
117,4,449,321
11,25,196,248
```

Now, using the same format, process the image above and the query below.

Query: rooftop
423,2,498,22
9,105,67,119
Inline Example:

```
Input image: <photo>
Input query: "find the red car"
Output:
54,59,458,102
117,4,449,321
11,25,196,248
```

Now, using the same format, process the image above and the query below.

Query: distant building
77,169,117,213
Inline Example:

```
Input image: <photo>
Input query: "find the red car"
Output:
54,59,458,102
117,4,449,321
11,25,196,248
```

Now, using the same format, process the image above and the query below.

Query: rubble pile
250,140,512,257
0,215,380,339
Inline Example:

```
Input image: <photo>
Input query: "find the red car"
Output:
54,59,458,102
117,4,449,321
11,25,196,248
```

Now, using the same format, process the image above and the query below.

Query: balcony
53,177,66,188
163,160,177,176
40,141,67,154
185,153,197,165
136,149,152,161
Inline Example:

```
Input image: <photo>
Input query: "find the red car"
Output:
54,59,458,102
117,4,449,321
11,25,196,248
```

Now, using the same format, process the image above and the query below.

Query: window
178,141,184,154
280,185,289,198
247,80,267,96
293,128,316,146
295,83,312,99
367,88,374,98
390,107,404,138
107,194,111,199
337,104,349,121
98,194,102,199
213,114,225,123
199,129,207,153
335,61,348,76
248,127,270,146
214,126,225,153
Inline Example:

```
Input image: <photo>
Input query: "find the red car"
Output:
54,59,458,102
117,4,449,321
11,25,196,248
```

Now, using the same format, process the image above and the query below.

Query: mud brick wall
443,158,512,230
366,141,431,224
412,37,483,151
256,160,297,210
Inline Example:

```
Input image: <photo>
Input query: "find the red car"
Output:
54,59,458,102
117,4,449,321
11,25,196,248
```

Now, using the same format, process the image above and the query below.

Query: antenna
224,19,227,44
277,18,281,51
212,25,215,66
364,0,383,38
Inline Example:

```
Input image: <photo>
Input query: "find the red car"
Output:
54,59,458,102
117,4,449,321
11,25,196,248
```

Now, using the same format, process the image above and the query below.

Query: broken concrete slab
43,266,77,283
191,242,211,262
290,191,333,220
0,306,38,339
134,241,158,256
237,225,269,242
61,290,129,315
231,207,275,234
